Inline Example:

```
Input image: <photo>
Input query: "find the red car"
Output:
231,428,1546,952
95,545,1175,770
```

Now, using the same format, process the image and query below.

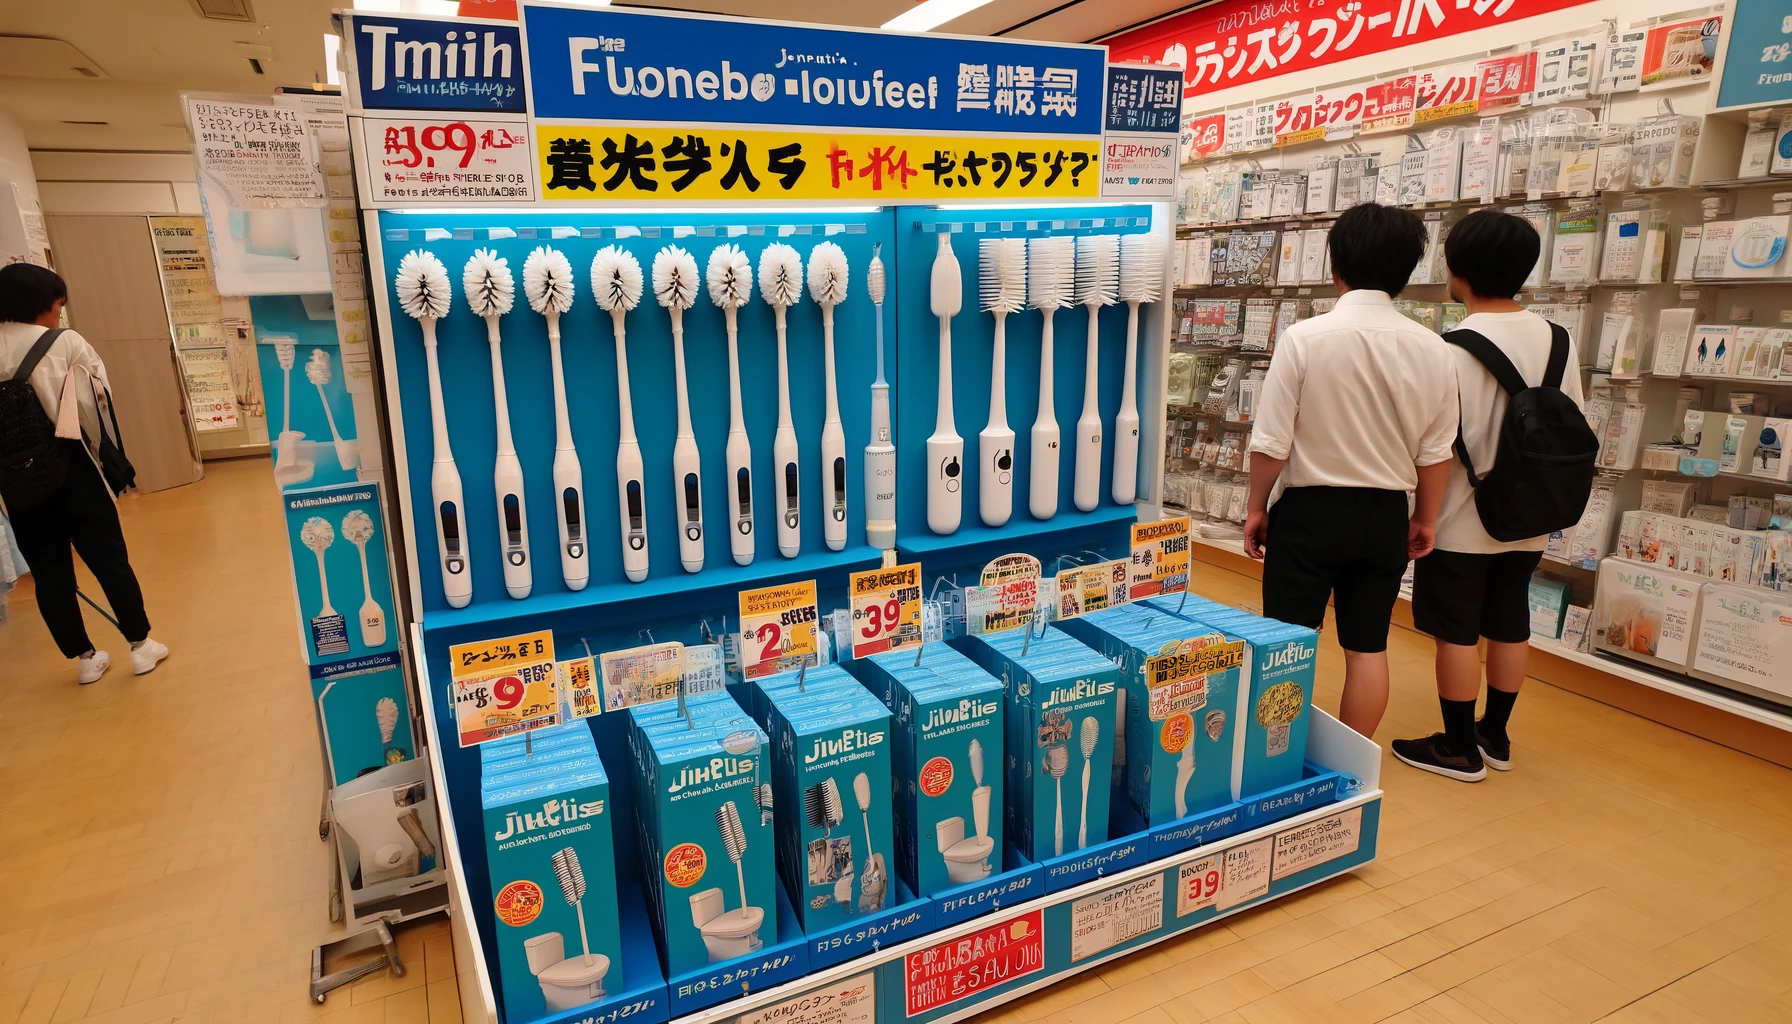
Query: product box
1724,216,1790,279
1772,113,1792,176
1423,126,1463,202
1549,205,1601,284
1592,558,1704,670
1751,417,1792,481
1694,222,1735,279
1686,326,1733,376
1528,577,1572,639
1629,114,1700,189
1739,128,1775,179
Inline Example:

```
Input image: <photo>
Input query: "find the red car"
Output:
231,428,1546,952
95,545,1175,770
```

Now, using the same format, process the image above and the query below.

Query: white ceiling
1,0,1199,153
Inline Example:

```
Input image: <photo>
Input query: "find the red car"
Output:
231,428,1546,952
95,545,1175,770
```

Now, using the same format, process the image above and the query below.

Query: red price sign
362,116,536,204
451,629,559,747
1177,854,1223,916
849,563,922,658
904,909,1044,1016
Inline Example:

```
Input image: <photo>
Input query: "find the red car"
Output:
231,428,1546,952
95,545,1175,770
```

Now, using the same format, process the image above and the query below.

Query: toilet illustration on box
936,738,995,883
524,847,611,1012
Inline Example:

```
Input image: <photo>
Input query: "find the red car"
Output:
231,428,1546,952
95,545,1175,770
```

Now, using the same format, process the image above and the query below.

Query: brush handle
354,539,387,648
1175,768,1189,818
1054,775,1064,858
546,315,588,591
614,310,649,583
1031,309,1060,520
575,900,592,961
725,308,754,566
314,381,358,472
672,310,704,573
980,310,1014,527
1074,304,1103,512
1079,759,1090,850
422,325,471,607
489,318,532,600
1112,301,1141,506
774,308,801,558
821,305,847,552
314,547,336,618
927,309,963,534
864,302,895,549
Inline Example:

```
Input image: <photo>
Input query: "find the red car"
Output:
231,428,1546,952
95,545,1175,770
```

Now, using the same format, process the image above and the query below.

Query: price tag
450,630,559,747
739,580,820,680
1056,559,1129,620
361,117,537,204
981,552,1042,587
560,656,600,719
1129,517,1192,600
1176,854,1223,916
599,641,686,711
965,578,1039,635
1143,634,1242,720
849,562,922,658
683,644,728,695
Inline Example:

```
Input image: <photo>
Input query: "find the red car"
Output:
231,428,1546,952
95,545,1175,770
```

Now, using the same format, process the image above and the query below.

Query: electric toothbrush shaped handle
926,311,964,535
820,305,847,552
724,308,754,566
487,317,532,600
1031,309,1061,520
314,380,356,471
774,310,801,558
1074,305,1104,512
1112,301,1141,506
354,539,387,649
863,302,896,550
671,310,704,573
314,548,336,618
1054,775,1064,858
614,309,650,583
547,313,589,591
422,325,472,608
980,310,1015,528
1079,759,1091,850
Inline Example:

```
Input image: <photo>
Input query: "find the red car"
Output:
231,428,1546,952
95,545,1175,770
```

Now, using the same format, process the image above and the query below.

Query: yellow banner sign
535,124,1100,202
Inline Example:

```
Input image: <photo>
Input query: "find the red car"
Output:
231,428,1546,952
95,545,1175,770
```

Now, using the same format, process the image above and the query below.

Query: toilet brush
716,801,750,912
925,233,964,534
1114,233,1163,505
758,243,805,558
1044,743,1069,857
1028,236,1074,520
522,245,587,591
1078,716,1100,850
808,242,851,551
593,245,648,582
654,245,706,572
550,847,595,966
804,778,844,836
863,247,895,548
300,516,337,619
978,237,1025,527
464,248,531,599
305,348,358,471
1073,234,1118,512
852,772,874,865
707,244,756,566
393,250,468,607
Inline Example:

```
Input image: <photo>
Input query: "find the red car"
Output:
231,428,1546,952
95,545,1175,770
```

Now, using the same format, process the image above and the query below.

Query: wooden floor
2,460,1790,1024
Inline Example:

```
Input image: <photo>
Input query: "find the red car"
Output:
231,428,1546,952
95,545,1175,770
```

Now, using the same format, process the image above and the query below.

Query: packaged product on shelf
1409,214,1451,286
1722,216,1791,279
1528,577,1572,639
1751,417,1792,481
1459,120,1500,200
1305,158,1337,214
1729,495,1774,530
1335,155,1376,208
1599,207,1672,284
1549,204,1601,285
1723,416,1767,474
1241,300,1276,352
1223,230,1278,287
1629,114,1700,189
1734,328,1769,377
1273,299,1304,343
1167,353,1197,405
1738,126,1776,179
1694,222,1735,279
1506,204,1553,288
1499,118,1534,198
1204,168,1244,223
1274,233,1302,287
1560,605,1593,651
1240,173,1274,219
1299,228,1330,285
1687,325,1733,376
1440,302,1468,332
1641,478,1696,517
1559,127,1601,197
1311,296,1338,315
1268,175,1307,219
1398,145,1428,206
1186,235,1214,287
1594,124,1633,192
1672,225,1703,281
1773,114,1792,175
1594,292,1642,372
1374,159,1402,206
1691,581,1792,699
1423,126,1463,202
1566,484,1617,566
1651,309,1696,375
1526,301,1588,353
1770,329,1792,378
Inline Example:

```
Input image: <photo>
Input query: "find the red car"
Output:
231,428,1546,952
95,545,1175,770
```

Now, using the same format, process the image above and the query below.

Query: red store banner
1103,0,1598,100
903,910,1045,1017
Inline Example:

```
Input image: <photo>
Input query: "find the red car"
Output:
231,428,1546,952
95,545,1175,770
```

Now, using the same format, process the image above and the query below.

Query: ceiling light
882,0,999,33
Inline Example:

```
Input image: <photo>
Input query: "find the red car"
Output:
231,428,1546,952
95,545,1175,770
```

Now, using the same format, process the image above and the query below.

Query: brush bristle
551,848,587,904
274,341,296,371
806,241,849,307
652,245,700,311
1027,236,1073,310
853,772,871,812
1075,234,1119,307
979,237,1027,314
591,245,643,313
866,247,886,304
522,246,575,315
758,243,804,308
376,696,398,743
1119,233,1164,303
395,250,451,321
299,516,334,552
1045,744,1069,777
340,510,375,544
707,244,752,309
716,801,748,860
304,348,331,386
462,248,515,317
804,785,828,829
822,777,844,823
1080,715,1100,758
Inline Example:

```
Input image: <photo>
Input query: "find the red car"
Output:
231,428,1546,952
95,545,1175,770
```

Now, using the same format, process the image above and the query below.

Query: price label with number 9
450,629,560,747
849,562,922,658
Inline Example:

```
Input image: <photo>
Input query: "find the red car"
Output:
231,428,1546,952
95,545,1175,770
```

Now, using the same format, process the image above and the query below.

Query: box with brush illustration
251,295,364,493
283,482,399,665
627,695,777,976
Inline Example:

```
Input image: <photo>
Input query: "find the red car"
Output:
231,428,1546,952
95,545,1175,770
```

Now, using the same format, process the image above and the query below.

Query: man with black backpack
0,263,167,685
1393,210,1597,783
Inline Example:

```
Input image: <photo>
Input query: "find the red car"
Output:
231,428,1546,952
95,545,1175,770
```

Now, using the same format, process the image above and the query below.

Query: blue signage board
519,2,1105,137
1105,64,1183,134
1717,0,1792,109
347,14,525,113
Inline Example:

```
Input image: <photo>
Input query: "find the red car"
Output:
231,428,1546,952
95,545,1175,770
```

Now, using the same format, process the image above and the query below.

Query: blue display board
1717,0,1792,109
347,13,526,113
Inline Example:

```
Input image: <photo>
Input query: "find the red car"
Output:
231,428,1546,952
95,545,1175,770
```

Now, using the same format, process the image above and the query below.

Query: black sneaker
1392,733,1486,782
1475,721,1511,771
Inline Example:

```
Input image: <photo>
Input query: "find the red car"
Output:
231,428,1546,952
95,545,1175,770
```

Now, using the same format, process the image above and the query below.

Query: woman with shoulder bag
0,263,167,684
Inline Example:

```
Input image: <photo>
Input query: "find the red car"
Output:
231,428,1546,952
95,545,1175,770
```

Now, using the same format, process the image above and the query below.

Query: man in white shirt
1393,209,1586,783
1245,202,1459,738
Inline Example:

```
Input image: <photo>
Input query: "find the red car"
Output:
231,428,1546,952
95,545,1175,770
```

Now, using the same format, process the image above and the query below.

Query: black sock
1482,687,1519,745
1440,697,1478,758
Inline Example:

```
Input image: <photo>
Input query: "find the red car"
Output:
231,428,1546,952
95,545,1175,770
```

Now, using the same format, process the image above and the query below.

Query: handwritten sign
903,909,1044,1016
739,580,820,680
1128,517,1191,600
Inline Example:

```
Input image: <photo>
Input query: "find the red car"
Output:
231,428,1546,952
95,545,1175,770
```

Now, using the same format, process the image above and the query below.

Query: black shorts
1411,548,1544,647
1262,487,1409,654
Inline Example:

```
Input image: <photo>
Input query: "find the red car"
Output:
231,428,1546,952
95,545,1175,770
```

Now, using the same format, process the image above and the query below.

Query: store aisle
0,459,459,1024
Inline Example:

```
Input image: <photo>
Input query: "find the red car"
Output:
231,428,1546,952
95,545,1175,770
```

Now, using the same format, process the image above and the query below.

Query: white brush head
930,233,962,318
462,248,514,318
1120,233,1164,304
707,244,752,310
376,696,398,743
969,737,984,785
591,245,643,313
551,847,587,904
305,348,332,386
275,341,296,370
716,801,748,861
758,243,804,308
853,772,871,812
522,246,576,315
652,244,700,312
807,241,849,307
1080,715,1100,759
300,516,335,552
395,250,451,321
341,509,375,544
866,245,886,305
1045,744,1069,778
1028,236,1074,311
979,237,1027,315
1075,234,1119,308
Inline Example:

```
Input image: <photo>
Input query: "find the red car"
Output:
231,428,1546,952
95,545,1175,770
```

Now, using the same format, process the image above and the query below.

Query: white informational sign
1070,874,1164,962
184,97,326,207
1271,807,1364,881
178,347,239,431
1215,837,1273,910
1176,853,1222,917
741,972,876,1024
1691,585,1792,699
360,117,537,204
1100,64,1180,199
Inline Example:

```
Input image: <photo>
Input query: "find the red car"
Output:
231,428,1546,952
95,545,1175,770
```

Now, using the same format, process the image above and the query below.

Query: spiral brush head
1119,232,1164,304
551,847,588,904
1080,715,1100,759
758,243,803,309
968,737,984,785
462,248,515,318
395,250,451,321
706,244,752,310
652,245,700,311
341,509,375,544
376,696,398,744
591,245,643,313
853,772,871,813
1028,236,1074,311
275,341,296,371
305,348,332,386
980,237,1027,315
804,780,843,829
715,800,748,861
806,241,848,307
866,244,886,305
754,783,774,822
299,516,335,553
1075,234,1119,308
522,246,576,315
1045,744,1069,778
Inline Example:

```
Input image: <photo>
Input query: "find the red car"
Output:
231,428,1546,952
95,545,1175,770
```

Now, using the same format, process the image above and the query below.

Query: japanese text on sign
740,973,875,1024
1129,517,1190,600
850,563,923,658
184,97,326,207
1361,75,1417,133
364,117,536,203
739,580,820,680
1070,874,1164,961
1056,560,1129,620
450,630,559,746
600,641,686,711
1106,65,1183,133
1271,806,1364,880
903,910,1044,1016
560,656,600,719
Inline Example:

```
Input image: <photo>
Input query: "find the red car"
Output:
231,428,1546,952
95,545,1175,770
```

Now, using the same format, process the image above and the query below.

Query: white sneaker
131,639,169,675
78,650,111,684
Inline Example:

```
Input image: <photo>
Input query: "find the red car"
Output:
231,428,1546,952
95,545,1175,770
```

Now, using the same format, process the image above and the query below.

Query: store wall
30,150,201,216
0,113,47,264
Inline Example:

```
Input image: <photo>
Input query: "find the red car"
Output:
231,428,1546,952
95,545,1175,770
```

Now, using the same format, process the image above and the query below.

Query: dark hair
1327,203,1427,296
0,263,68,323
1444,209,1540,300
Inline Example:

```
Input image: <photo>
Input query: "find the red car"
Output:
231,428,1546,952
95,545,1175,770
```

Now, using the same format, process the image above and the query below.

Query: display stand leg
310,916,415,1004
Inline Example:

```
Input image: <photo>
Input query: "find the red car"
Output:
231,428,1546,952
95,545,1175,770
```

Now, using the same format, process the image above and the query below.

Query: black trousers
1262,486,1409,654
9,442,150,658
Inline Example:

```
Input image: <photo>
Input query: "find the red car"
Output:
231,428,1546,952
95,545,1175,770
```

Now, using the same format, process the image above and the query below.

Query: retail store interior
0,1,1789,1024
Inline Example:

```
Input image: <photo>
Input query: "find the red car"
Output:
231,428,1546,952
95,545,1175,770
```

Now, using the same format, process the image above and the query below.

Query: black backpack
0,327,72,513
1445,323,1599,543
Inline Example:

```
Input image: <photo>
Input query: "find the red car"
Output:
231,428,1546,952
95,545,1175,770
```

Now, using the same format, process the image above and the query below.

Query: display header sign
346,13,526,113
519,2,1105,137
1717,0,1789,108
